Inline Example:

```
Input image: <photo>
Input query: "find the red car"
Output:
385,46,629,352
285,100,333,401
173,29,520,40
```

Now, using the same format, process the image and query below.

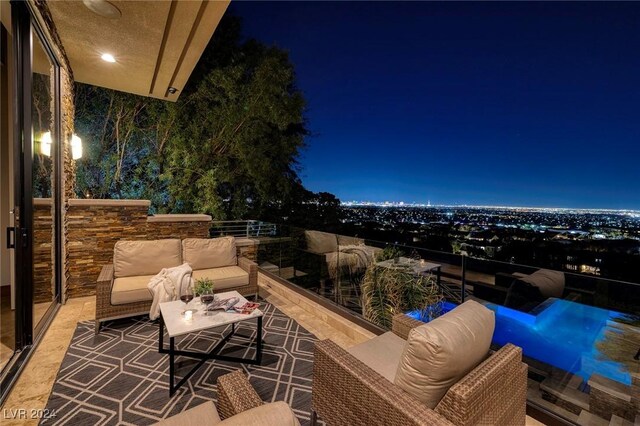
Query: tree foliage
74,15,340,226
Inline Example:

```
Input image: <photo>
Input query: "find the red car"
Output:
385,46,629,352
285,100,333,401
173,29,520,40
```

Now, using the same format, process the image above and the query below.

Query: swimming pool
407,298,635,385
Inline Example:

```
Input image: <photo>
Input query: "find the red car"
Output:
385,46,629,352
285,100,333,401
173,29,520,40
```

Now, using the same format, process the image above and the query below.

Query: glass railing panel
455,255,640,424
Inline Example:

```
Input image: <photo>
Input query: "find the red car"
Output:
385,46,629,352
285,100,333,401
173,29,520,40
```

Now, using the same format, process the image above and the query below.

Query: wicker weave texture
312,339,454,426
217,370,263,419
391,313,425,340
434,343,527,426
234,257,258,297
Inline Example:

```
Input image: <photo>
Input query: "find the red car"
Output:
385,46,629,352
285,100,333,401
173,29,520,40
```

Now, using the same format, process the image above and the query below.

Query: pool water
407,298,634,385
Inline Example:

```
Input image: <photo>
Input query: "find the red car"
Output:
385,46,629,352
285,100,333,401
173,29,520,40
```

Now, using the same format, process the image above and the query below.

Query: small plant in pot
194,278,215,296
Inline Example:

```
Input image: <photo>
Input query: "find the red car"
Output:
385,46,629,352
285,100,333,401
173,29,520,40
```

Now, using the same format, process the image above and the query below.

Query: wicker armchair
217,369,264,419
312,314,527,426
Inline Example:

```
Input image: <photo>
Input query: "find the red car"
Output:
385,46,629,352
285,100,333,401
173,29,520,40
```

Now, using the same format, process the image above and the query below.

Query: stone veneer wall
66,200,212,299
33,199,53,304
146,214,212,239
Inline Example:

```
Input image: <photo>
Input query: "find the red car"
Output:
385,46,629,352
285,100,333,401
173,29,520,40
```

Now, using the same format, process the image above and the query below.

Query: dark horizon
232,2,640,210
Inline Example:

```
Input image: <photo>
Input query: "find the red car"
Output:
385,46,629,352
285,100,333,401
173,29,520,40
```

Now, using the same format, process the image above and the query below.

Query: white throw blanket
147,262,193,320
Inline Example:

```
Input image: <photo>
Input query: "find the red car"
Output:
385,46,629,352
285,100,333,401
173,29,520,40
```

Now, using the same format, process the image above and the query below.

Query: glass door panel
30,24,57,332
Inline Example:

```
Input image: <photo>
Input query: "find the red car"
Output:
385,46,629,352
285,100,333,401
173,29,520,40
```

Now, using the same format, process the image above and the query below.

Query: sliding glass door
30,12,60,337
0,0,62,402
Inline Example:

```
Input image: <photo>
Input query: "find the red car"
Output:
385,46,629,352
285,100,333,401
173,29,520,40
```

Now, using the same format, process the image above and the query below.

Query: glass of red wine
200,289,215,316
180,284,194,316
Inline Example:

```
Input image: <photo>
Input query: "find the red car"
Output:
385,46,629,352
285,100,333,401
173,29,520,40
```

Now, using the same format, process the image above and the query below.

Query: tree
162,38,307,219
74,15,341,225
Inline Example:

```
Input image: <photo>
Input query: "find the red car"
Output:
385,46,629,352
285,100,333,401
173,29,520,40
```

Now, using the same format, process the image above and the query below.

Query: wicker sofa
95,237,258,333
155,370,299,425
312,302,527,426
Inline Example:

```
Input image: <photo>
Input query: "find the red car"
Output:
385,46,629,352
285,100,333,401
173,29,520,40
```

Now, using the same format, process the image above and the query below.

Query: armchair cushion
192,266,249,290
305,230,338,254
183,237,237,270
114,239,182,278
346,331,406,382
153,401,221,426
111,274,155,305
219,401,300,426
394,300,495,409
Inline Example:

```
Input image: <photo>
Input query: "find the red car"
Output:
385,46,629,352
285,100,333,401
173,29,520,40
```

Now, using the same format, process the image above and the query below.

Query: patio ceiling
47,0,229,101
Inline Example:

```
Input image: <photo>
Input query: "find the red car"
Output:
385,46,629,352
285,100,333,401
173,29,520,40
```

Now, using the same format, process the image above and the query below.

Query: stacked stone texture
588,374,638,422
146,221,210,240
33,201,54,304
66,203,147,299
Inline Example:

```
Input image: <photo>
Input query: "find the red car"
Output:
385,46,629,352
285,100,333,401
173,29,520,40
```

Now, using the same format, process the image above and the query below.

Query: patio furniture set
93,235,527,425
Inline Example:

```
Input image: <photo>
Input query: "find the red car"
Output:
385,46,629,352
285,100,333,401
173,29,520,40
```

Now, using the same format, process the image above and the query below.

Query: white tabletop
159,290,263,338
376,257,441,274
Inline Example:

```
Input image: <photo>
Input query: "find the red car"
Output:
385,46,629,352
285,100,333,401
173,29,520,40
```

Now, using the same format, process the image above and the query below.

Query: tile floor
1,296,95,426
0,289,546,425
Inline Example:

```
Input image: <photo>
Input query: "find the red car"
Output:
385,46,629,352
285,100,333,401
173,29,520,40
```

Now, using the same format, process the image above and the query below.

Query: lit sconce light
71,134,83,160
40,131,52,156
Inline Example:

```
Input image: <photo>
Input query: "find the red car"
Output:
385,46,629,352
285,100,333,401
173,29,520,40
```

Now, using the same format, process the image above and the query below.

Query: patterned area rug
41,303,317,425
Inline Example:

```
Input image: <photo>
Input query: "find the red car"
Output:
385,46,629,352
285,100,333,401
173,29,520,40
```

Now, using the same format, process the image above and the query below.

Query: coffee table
158,290,263,396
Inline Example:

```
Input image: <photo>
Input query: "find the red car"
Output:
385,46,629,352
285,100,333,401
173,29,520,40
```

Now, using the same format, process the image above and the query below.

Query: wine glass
179,283,194,316
200,289,215,316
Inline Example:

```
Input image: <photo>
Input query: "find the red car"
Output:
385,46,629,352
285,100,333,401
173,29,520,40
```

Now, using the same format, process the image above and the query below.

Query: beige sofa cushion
153,401,221,426
114,239,182,278
111,275,155,305
347,331,406,382
394,300,495,409
219,401,300,426
183,237,237,270
305,230,338,254
192,266,249,290
520,269,565,298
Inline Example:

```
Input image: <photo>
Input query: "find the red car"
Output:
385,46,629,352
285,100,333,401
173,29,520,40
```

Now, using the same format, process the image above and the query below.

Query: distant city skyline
340,200,640,214
233,2,640,210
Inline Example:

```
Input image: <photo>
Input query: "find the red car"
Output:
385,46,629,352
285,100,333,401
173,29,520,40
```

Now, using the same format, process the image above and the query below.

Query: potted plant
194,278,215,296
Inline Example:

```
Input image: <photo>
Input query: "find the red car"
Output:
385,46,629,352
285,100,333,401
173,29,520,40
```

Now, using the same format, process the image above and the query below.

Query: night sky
231,2,640,210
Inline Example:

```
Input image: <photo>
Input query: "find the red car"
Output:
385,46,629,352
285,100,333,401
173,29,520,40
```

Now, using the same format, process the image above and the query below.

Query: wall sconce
40,131,52,156
71,134,82,160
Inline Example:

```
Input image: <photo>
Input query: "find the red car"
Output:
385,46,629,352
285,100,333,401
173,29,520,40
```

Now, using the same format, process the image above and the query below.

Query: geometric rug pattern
41,303,318,425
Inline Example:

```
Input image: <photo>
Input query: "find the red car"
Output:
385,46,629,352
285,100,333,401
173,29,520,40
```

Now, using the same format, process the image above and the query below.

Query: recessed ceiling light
101,53,116,63
83,0,121,19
